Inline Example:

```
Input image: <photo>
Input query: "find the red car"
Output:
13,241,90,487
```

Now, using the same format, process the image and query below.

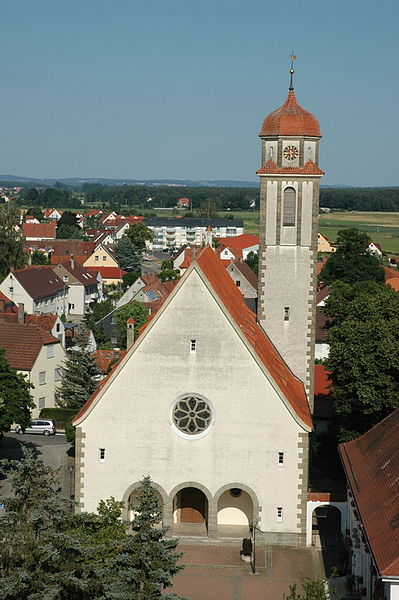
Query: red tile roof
0,322,59,370
384,266,399,281
216,234,259,251
87,266,126,279
50,255,86,266
25,239,95,257
259,90,321,137
74,247,311,429
386,277,399,291
12,267,68,300
316,285,331,305
339,408,399,576
92,349,126,374
25,314,58,331
22,222,57,239
257,159,324,176
314,365,331,397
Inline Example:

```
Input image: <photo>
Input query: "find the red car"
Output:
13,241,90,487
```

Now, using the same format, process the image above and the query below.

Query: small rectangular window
99,448,106,463
190,339,196,354
102,255,107,261
39,371,46,385
63,275,68,282
54,368,62,382
284,307,290,321
278,452,284,466
38,397,45,409
47,345,55,358
277,507,283,522
95,255,99,261
235,280,241,287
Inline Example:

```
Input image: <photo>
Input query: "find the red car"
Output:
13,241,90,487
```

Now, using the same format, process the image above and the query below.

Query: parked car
15,419,57,436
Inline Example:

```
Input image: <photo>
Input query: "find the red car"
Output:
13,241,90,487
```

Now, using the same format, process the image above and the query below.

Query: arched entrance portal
312,505,342,547
217,487,253,537
173,487,208,536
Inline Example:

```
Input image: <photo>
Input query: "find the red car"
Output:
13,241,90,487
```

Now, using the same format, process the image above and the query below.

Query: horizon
1,1,398,187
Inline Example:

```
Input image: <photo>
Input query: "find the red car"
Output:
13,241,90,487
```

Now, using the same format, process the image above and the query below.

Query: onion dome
259,90,321,137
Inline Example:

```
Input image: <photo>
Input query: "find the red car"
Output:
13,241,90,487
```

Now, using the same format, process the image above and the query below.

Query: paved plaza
168,544,327,600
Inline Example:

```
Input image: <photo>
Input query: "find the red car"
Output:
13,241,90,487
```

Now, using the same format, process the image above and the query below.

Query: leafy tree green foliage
324,281,399,441
320,186,399,212
21,186,82,209
29,206,44,221
0,201,26,279
56,331,100,409
126,222,154,252
197,198,219,218
158,269,180,282
115,302,148,348
84,298,114,331
122,271,140,289
0,348,34,433
83,183,257,211
58,211,79,228
283,575,329,599
161,259,173,270
319,228,384,285
245,251,259,276
0,452,186,600
115,236,141,272
30,250,50,265
56,223,82,239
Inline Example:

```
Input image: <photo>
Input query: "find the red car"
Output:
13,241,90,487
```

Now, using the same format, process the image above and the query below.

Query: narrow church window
99,448,106,463
190,339,196,354
278,452,284,466
284,307,290,321
277,507,283,522
283,187,296,226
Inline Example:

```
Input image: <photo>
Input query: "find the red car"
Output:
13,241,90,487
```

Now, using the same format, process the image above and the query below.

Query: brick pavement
167,544,326,600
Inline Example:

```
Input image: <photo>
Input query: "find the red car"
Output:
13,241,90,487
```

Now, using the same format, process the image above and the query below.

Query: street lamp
250,517,258,574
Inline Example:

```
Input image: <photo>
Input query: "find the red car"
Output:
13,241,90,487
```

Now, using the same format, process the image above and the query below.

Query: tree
283,575,329,600
319,228,384,285
158,269,180,282
197,198,218,218
30,250,50,265
115,236,141,272
0,452,186,600
84,298,114,332
29,206,44,221
0,348,34,434
129,476,186,599
56,223,82,239
126,222,154,253
324,280,399,441
0,201,26,279
245,251,259,276
58,211,79,228
115,302,148,348
56,330,100,409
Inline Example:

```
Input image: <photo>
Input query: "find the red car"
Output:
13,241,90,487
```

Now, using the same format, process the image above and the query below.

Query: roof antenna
289,52,296,91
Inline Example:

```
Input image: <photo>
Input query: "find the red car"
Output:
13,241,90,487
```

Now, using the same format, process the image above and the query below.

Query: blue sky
1,0,398,186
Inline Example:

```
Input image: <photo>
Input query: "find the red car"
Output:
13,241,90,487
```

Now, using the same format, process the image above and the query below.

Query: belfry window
283,187,296,226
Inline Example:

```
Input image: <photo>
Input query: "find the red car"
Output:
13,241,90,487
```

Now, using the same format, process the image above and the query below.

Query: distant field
319,211,399,255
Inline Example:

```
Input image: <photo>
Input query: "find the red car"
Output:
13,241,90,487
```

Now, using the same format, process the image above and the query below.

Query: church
73,71,323,546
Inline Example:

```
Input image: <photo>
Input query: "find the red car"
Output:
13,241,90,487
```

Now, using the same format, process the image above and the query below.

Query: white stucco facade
75,266,310,544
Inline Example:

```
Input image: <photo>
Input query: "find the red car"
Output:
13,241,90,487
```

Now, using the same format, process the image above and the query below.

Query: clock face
283,145,299,161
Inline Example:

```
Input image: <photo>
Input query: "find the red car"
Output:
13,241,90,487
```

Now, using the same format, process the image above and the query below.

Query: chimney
18,303,25,324
70,254,75,269
126,317,135,349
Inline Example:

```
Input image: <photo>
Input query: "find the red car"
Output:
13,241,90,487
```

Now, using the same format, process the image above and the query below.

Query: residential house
26,239,95,266
339,409,399,600
92,349,125,379
176,197,190,209
225,259,258,312
0,322,66,418
0,267,68,316
52,261,102,315
25,313,66,347
83,244,118,269
99,211,118,226
367,241,383,259
144,218,244,250
25,215,40,224
44,208,63,221
216,234,259,260
115,273,155,309
317,233,335,253
22,222,57,241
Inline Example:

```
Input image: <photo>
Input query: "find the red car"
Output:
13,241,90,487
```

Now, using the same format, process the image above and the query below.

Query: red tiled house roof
216,234,259,251
25,313,58,332
339,409,399,576
92,349,126,374
87,266,126,279
22,222,57,239
257,158,324,176
0,322,58,370
259,90,321,137
74,247,311,428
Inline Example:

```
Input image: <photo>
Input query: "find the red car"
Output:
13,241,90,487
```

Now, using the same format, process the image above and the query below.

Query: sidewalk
167,544,327,600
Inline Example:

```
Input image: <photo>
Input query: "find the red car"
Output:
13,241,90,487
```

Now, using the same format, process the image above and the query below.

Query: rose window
173,395,212,435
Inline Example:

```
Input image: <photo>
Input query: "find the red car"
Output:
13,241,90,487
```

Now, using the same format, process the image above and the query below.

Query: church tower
257,62,323,407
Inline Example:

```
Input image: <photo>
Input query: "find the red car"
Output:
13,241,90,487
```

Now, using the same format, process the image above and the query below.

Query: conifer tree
0,201,26,278
56,330,100,409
